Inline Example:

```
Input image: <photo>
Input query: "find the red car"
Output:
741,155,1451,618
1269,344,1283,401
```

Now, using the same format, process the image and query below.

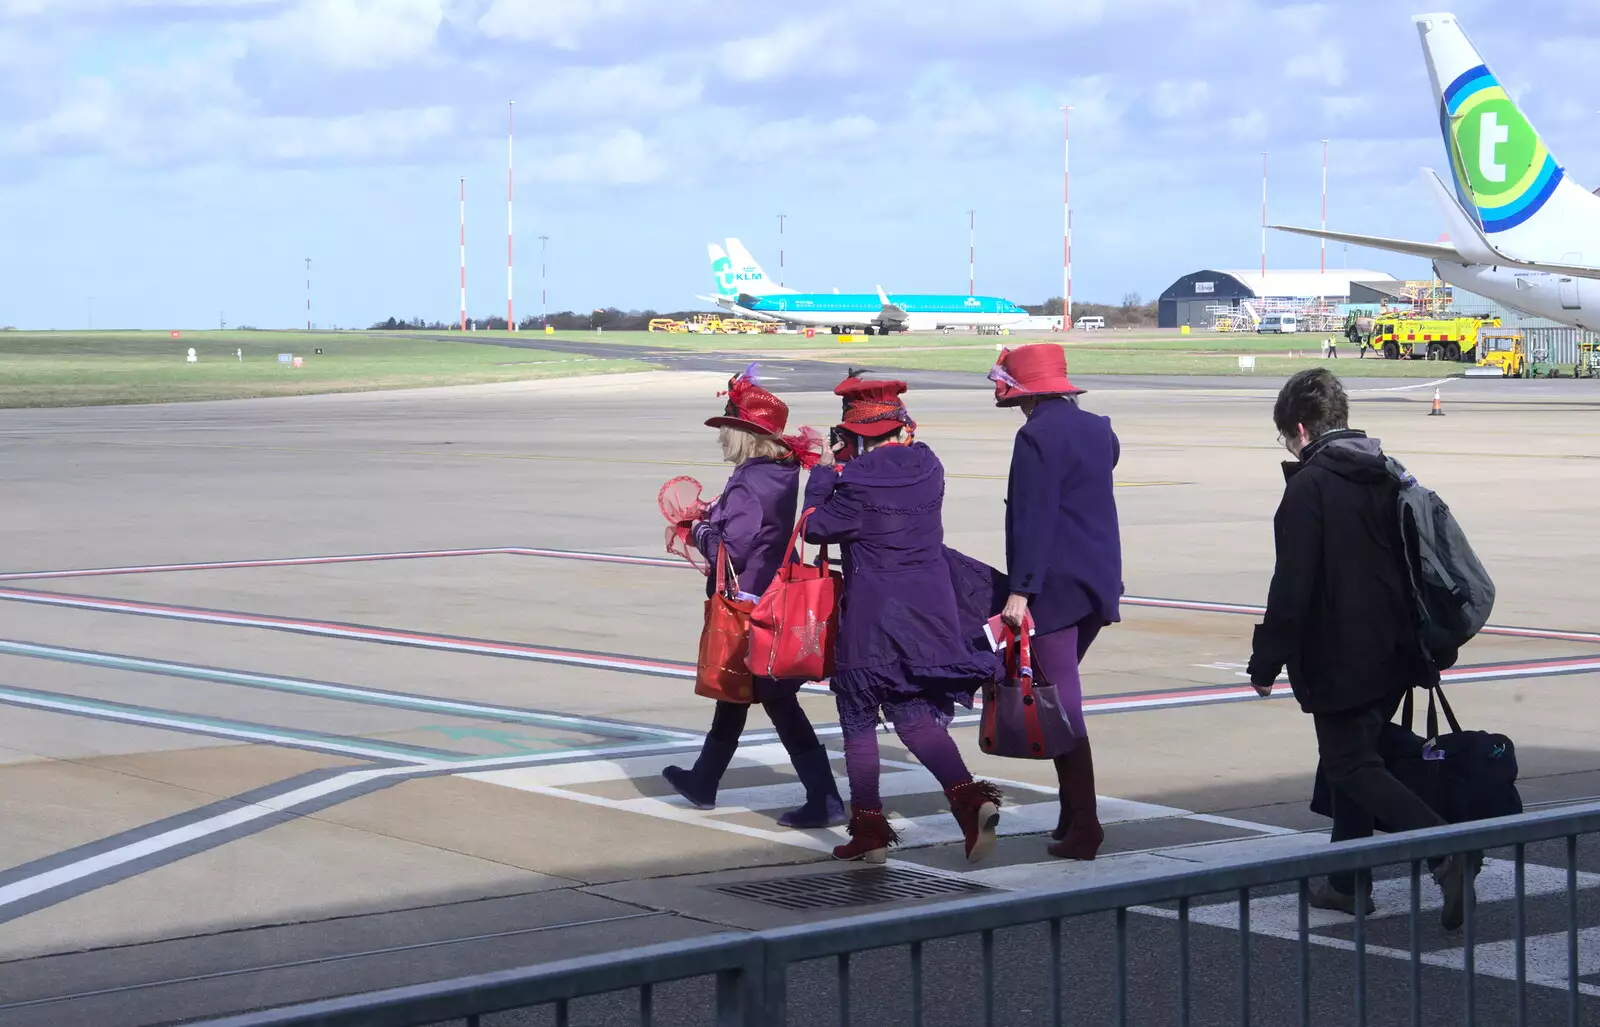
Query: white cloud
526,128,668,185
719,19,852,83
255,0,447,69
523,62,704,119
1284,40,1346,88
1148,80,1212,120
478,0,705,49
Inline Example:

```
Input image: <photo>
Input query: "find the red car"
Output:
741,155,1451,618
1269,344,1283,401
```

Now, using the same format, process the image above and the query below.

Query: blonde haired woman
663,366,847,829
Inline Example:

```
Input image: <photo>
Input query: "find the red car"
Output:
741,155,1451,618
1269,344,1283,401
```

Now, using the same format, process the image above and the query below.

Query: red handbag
746,508,842,681
696,546,755,703
979,617,1078,760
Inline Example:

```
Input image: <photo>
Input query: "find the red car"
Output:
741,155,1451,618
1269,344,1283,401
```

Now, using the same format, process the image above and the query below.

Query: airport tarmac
1,369,1598,1025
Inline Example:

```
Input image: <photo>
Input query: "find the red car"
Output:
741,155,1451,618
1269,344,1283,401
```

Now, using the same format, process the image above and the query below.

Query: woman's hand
1001,593,1030,630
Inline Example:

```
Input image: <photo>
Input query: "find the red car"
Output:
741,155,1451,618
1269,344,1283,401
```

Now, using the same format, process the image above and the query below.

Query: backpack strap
1401,686,1415,734
1430,683,1464,736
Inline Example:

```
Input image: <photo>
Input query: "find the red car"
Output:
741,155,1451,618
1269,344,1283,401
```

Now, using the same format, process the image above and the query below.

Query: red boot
1048,739,1104,861
832,807,899,863
946,779,1004,865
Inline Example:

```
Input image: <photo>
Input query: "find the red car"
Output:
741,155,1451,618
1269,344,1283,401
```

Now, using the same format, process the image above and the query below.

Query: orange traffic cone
1429,389,1444,416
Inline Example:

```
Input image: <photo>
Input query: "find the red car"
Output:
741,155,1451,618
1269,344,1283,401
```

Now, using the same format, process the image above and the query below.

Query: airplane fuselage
742,293,1031,332
1434,261,1594,331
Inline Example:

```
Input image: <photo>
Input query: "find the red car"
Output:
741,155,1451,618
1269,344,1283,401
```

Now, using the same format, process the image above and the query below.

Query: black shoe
1309,881,1375,917
1434,854,1481,932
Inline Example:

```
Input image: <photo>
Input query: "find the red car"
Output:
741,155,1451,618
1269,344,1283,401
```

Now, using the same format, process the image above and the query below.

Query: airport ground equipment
648,319,688,333
1578,340,1600,379
1367,314,1499,362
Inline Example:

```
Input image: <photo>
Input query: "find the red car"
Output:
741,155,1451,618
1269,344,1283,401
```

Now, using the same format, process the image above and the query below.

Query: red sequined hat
835,372,914,437
989,343,1083,407
705,363,790,437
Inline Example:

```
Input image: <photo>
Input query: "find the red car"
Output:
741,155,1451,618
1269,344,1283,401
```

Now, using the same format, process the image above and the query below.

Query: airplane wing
1269,224,1461,263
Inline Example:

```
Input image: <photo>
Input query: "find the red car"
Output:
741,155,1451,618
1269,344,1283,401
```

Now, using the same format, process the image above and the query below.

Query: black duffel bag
1311,684,1521,829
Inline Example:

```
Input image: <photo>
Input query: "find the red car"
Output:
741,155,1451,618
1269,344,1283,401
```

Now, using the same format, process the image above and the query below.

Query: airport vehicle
1366,314,1498,361
1257,314,1300,335
697,239,1031,334
1273,13,1600,334
648,318,688,333
1577,339,1600,379
1075,316,1105,330
1467,328,1525,376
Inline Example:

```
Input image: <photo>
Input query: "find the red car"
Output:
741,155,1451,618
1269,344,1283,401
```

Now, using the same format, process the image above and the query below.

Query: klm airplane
1274,12,1600,330
697,238,1032,334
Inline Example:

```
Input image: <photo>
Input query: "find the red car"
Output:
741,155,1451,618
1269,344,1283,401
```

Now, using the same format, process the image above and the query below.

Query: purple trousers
839,698,972,810
1029,618,1103,739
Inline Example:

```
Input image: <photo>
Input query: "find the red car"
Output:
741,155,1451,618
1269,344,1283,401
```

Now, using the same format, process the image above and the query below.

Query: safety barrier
195,803,1600,1027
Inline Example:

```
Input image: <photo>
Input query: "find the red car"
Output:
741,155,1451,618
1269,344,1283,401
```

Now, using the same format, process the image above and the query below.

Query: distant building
1158,270,1400,330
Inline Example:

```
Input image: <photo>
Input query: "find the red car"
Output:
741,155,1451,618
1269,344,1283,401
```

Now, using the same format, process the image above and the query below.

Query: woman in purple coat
803,375,1005,864
991,344,1123,860
662,368,846,829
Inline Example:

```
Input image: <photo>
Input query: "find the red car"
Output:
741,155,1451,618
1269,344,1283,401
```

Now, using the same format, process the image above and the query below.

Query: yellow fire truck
1365,315,1500,362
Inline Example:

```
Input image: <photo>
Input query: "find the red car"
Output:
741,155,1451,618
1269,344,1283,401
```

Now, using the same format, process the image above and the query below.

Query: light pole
1260,152,1269,278
777,213,786,287
1061,105,1074,331
539,234,550,326
1321,139,1330,275
967,209,976,296
305,257,312,330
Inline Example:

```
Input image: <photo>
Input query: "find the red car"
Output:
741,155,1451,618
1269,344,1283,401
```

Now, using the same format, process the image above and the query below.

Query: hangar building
1158,270,1400,330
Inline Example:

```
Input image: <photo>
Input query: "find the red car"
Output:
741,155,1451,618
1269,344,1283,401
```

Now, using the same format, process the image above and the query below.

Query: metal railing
194,803,1600,1027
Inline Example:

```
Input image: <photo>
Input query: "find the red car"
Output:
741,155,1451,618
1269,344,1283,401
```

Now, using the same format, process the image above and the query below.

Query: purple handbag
979,620,1078,760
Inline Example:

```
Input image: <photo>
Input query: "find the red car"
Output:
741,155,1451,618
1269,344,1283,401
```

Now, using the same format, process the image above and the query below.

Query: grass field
0,332,647,408
816,344,1467,378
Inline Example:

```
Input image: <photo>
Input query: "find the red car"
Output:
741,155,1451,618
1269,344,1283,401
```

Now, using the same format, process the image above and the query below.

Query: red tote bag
979,619,1078,760
746,508,843,681
696,546,756,703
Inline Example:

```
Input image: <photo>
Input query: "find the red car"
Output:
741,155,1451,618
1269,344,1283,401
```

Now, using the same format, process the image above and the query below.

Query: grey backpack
1386,457,1496,664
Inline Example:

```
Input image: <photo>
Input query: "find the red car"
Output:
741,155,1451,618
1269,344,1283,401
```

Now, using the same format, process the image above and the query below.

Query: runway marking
0,638,691,743
0,586,698,678
1132,856,1600,998
0,684,463,764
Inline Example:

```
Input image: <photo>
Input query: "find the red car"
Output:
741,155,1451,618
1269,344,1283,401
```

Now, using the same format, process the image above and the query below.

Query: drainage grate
714,866,991,912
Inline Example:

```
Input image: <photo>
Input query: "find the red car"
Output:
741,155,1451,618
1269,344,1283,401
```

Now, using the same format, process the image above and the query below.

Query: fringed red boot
946,779,1004,864
832,806,899,863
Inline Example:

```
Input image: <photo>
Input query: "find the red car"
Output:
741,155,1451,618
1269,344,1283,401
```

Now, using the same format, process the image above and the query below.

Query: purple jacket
803,443,1000,717
693,458,799,599
1005,397,1123,634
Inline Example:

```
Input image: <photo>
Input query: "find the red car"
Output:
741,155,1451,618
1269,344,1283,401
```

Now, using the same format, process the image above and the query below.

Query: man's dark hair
1273,368,1349,439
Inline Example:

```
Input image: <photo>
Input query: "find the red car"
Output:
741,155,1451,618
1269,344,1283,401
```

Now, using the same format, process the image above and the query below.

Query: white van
1075,315,1105,330
1257,314,1299,334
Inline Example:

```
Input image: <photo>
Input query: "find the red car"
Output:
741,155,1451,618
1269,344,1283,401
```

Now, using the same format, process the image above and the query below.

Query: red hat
989,344,1083,407
705,364,823,468
706,363,790,436
835,371,915,437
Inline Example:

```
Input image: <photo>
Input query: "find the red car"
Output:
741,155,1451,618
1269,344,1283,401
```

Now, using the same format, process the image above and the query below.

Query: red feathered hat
835,370,915,437
989,343,1083,407
705,364,822,467
705,362,790,437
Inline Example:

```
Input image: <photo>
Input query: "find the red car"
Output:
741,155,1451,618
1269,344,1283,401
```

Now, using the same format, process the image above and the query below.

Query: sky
2,0,1599,330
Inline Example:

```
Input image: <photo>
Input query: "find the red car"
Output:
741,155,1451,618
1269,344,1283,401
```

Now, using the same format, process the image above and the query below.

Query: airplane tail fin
724,239,794,296
1415,12,1596,251
708,243,738,300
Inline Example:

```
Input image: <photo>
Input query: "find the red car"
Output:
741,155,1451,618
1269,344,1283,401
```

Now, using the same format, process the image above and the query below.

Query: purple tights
839,699,972,809
1029,619,1103,738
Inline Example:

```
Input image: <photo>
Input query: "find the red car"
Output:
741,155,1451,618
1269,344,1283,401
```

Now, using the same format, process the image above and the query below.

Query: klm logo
734,265,765,283
964,297,981,308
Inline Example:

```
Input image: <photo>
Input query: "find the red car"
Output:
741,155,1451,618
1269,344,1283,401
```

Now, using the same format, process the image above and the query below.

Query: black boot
779,747,847,828
662,735,739,810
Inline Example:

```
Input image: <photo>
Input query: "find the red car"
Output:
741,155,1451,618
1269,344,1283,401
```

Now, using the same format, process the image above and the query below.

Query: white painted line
1184,813,1302,837
0,766,410,912
1464,927,1600,985
1349,377,1456,394
0,548,516,582
465,741,800,789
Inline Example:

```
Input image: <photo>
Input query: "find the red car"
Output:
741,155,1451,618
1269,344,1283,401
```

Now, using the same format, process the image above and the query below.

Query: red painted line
0,549,518,583
0,587,695,679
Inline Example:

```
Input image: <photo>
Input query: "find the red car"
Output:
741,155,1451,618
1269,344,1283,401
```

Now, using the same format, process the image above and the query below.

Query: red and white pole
1260,151,1268,278
507,101,515,332
1062,105,1073,331
1320,139,1329,275
459,177,467,331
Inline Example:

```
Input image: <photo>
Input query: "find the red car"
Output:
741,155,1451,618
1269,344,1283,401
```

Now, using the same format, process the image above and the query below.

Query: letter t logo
1479,111,1509,184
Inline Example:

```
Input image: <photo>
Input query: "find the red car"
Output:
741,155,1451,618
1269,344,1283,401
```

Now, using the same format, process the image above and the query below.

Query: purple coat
693,457,799,600
1004,397,1123,635
692,457,803,703
802,443,1001,719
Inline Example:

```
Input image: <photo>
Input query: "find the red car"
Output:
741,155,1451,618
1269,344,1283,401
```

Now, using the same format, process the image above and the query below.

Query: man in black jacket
1248,369,1476,930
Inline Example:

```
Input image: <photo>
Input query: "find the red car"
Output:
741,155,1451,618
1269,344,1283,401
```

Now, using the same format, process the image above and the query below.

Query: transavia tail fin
1415,12,1599,254
723,238,795,296
708,244,736,299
